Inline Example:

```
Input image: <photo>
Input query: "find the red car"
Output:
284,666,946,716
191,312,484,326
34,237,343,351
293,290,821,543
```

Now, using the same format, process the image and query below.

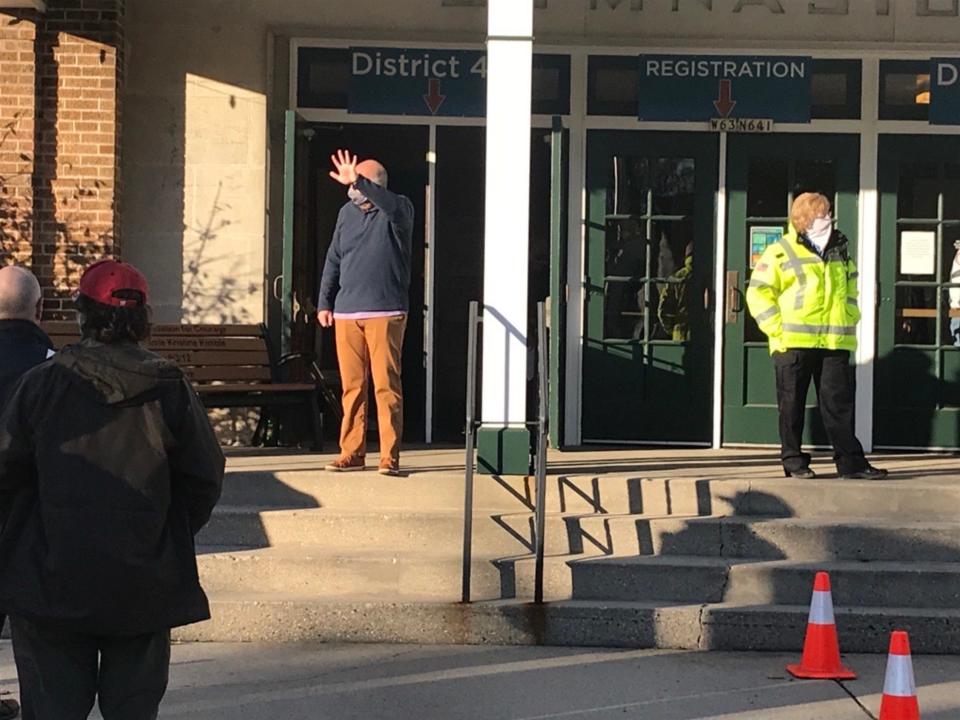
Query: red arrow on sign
713,79,737,118
423,79,447,115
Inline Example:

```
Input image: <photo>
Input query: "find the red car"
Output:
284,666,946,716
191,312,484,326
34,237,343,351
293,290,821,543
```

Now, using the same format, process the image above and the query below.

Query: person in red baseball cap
0,259,224,720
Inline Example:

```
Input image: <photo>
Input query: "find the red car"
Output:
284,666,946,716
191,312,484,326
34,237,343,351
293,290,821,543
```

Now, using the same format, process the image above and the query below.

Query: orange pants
334,315,406,464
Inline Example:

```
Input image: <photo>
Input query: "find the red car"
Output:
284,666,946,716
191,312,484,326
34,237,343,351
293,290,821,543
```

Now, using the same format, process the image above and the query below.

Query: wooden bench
42,322,329,450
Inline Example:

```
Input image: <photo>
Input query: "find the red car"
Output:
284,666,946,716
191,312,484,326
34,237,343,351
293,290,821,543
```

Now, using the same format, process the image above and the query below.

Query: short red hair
790,193,831,234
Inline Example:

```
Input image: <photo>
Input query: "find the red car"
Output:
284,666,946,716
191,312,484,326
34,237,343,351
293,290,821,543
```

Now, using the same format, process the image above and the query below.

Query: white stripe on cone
807,590,836,625
883,654,918,698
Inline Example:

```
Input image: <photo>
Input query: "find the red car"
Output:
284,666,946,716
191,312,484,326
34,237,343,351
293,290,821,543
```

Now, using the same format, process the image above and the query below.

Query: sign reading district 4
638,55,812,123
930,58,960,126
349,47,486,117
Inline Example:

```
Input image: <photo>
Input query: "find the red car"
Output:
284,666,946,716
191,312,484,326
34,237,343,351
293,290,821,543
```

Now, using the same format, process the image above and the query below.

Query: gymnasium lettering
440,0,960,16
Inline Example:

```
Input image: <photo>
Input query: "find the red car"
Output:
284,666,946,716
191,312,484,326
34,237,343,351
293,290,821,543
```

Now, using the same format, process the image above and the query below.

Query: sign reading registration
349,47,486,117
638,55,812,123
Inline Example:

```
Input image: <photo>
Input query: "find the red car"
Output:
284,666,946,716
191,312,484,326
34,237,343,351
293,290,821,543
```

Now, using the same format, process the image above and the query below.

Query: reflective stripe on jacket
745,225,860,354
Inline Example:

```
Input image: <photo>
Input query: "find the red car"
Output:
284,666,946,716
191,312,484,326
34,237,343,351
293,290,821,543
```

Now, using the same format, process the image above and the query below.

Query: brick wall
0,13,36,267
0,0,124,319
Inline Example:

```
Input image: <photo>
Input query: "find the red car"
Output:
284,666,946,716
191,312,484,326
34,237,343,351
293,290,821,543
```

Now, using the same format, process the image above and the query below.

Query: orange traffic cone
879,631,920,720
786,571,857,679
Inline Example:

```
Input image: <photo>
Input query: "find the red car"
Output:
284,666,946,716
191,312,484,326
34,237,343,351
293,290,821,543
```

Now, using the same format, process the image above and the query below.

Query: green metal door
722,133,860,444
582,131,718,444
875,135,960,449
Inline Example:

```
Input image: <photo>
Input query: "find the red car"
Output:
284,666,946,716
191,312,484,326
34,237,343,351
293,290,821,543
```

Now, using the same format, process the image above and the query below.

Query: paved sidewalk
4,641,957,719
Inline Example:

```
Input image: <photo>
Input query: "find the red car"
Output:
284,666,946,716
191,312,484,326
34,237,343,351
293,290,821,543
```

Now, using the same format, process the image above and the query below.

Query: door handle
725,270,743,324
272,274,284,301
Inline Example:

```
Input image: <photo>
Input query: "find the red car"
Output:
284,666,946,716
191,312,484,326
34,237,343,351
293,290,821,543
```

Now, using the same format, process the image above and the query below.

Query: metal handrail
533,301,550,604
461,301,480,604
461,300,550,605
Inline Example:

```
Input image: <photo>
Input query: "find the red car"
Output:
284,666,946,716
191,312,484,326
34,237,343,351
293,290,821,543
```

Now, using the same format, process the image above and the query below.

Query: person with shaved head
0,264,51,720
318,150,414,476
0,266,51,411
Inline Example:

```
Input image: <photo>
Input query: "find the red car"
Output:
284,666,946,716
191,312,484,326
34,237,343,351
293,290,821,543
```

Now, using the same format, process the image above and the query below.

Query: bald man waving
318,150,414,476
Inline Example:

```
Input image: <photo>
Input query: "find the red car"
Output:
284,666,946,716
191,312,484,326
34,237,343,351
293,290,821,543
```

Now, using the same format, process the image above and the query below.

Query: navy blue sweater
318,175,415,314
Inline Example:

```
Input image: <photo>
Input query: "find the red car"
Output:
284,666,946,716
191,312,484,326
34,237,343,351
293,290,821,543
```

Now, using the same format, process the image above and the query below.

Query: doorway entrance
582,131,718,444
875,135,960,449
286,121,430,443
722,133,860,445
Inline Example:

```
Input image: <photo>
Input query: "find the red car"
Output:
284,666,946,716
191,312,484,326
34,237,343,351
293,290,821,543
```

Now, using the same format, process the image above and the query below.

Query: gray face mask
347,186,368,206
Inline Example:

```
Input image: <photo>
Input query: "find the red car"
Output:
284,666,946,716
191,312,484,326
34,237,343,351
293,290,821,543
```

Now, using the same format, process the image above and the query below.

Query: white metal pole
712,132,728,450
856,57,880,453
481,0,534,429
425,125,437,444
565,49,587,447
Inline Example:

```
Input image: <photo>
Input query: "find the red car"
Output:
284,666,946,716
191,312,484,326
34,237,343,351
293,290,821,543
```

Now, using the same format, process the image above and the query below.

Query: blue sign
931,58,960,126
349,47,487,117
637,55,812,123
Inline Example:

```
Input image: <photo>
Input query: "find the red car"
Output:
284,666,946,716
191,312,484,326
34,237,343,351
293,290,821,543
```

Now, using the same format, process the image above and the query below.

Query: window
892,161,960,346
533,54,571,116
603,156,697,342
811,59,861,120
879,60,930,121
588,56,639,117
297,47,350,109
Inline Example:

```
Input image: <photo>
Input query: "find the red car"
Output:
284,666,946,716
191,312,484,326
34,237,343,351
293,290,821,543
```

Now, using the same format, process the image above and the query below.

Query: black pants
773,349,868,475
9,617,170,720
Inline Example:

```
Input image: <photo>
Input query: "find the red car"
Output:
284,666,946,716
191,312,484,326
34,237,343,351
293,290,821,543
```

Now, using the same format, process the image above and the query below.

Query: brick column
0,12,37,266
0,0,124,319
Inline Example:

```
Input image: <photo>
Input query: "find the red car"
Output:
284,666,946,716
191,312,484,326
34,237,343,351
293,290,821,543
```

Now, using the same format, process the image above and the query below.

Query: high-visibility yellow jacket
745,225,860,355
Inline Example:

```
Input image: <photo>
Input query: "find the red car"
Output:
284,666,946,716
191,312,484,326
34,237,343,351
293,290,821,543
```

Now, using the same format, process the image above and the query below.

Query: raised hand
329,149,359,186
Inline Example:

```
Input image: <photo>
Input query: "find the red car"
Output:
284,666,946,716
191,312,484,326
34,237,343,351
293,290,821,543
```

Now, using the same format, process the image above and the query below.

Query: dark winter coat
0,339,224,635
0,320,53,409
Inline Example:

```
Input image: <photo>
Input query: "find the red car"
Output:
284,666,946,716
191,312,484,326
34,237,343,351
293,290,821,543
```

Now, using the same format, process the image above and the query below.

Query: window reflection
604,157,696,343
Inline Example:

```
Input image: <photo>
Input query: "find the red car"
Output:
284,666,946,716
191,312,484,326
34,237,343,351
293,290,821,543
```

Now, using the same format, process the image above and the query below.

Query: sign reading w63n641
637,55,812,123
349,47,487,117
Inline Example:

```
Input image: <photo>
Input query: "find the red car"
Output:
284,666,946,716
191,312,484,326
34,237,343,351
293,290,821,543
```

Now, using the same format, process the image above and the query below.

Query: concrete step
198,508,553,556
649,516,960,562
200,506,960,563
563,556,960,609
220,470,536,513
691,477,960,522
220,471,960,520
197,546,505,601
198,507,699,556
173,594,960,654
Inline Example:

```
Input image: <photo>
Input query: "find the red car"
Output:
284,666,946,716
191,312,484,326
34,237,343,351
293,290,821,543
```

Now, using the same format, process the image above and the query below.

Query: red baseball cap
78,259,149,308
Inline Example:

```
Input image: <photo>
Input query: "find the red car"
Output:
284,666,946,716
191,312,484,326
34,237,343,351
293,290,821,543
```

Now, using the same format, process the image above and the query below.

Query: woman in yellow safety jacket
746,192,886,481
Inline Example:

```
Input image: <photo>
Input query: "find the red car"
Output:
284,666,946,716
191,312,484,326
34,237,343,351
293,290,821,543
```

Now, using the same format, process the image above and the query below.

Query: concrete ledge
173,597,960,655
174,598,701,649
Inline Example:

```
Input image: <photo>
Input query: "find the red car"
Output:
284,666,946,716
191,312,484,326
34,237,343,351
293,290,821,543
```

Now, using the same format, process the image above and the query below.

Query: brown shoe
378,460,401,477
325,457,366,472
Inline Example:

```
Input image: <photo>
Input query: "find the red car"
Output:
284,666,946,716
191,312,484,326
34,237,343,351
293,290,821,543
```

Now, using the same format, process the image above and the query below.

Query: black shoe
0,698,19,720
784,468,816,479
841,464,888,480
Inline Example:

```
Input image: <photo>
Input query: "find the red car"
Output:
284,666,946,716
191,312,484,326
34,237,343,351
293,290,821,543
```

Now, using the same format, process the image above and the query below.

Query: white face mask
807,216,833,247
347,186,369,207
